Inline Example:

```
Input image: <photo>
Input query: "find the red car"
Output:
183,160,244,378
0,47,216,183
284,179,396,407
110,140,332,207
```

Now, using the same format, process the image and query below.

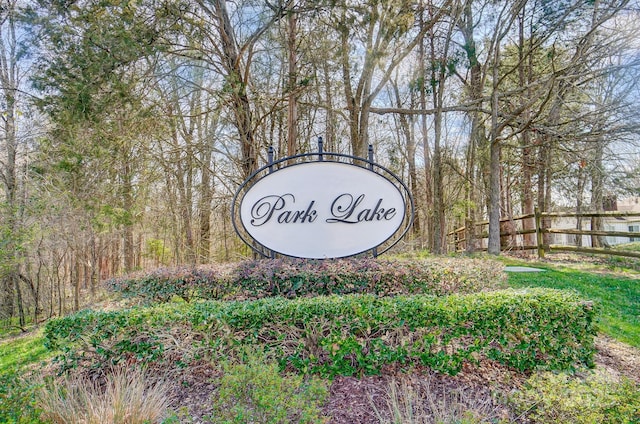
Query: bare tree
0,0,25,324
334,0,452,159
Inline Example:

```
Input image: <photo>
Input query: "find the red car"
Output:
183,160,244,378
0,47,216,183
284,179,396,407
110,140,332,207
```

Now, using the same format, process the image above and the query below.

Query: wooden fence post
535,207,545,258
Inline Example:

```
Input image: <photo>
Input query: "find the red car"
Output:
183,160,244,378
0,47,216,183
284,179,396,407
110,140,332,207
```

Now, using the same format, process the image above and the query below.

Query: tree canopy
0,0,639,325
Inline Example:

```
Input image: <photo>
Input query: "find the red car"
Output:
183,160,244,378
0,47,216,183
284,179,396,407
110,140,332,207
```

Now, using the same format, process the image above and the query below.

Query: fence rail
448,209,640,259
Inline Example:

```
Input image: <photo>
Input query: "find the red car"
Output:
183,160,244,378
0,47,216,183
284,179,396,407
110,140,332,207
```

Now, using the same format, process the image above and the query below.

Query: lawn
505,261,640,347
0,330,51,424
0,329,51,372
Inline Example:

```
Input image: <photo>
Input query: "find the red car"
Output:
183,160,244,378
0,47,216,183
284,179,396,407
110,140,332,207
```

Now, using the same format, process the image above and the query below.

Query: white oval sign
239,162,406,258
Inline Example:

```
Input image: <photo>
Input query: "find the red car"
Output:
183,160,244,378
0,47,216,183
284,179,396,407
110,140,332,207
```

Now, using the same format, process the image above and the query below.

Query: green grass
613,241,640,252
0,330,51,424
0,329,51,373
506,263,639,347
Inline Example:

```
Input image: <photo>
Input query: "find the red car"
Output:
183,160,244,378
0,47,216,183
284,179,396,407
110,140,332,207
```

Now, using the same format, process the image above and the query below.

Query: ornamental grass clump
371,376,507,424
38,368,170,424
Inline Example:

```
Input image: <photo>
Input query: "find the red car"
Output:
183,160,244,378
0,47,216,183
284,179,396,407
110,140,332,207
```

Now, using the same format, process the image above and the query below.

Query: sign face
239,162,407,258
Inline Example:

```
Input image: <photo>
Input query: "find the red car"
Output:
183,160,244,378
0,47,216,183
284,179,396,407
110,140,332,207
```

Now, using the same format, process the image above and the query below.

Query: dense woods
1,0,639,328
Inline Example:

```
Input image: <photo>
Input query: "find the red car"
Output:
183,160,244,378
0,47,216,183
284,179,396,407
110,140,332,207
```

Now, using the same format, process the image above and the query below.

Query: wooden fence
447,209,640,259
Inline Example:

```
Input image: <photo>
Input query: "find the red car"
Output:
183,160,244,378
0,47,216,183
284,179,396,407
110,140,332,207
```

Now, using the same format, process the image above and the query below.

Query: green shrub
209,351,328,423
510,371,640,423
195,289,596,376
233,257,506,297
45,289,596,377
106,264,235,303
107,257,507,303
43,303,192,372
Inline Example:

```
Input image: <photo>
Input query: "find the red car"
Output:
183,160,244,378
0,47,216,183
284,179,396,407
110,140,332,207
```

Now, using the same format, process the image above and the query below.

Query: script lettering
326,194,396,224
250,194,318,226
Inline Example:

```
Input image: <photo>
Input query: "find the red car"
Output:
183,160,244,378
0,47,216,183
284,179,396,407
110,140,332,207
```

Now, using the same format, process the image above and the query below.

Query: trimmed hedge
45,288,596,376
106,257,507,302
105,265,235,303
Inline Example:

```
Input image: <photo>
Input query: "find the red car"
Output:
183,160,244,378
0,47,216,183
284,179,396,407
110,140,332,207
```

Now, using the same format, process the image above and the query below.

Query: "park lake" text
249,193,397,226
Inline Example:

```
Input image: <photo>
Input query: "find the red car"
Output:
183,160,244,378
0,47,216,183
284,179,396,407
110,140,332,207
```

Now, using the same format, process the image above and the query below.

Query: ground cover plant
613,242,640,253
0,329,55,424
0,369,42,424
510,371,640,423
0,330,53,423
232,257,507,298
0,329,50,372
105,264,236,303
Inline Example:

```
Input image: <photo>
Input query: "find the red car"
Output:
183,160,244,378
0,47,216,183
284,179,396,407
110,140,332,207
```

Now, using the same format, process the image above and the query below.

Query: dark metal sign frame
231,138,414,259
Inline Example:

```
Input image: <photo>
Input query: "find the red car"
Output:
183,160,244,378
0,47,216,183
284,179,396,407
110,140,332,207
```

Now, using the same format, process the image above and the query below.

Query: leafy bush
106,257,507,302
233,257,506,297
106,264,235,303
45,289,596,377
209,350,328,423
43,303,192,372
195,289,596,376
509,371,640,423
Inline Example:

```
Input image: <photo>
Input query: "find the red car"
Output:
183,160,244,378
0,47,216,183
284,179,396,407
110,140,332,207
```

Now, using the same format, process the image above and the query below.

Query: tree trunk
488,137,502,255
519,11,536,246
576,164,586,247
339,20,362,158
459,2,484,253
182,150,196,264
58,259,65,316
428,15,454,254
322,60,337,152
431,103,444,254
73,258,80,312
590,137,608,248
122,158,135,272
0,18,18,318
212,0,258,179
418,31,433,250
286,12,298,158
488,41,502,256
392,80,420,239
199,149,213,264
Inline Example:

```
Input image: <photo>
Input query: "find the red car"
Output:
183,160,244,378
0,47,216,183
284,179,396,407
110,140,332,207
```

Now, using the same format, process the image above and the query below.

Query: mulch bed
162,337,639,423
